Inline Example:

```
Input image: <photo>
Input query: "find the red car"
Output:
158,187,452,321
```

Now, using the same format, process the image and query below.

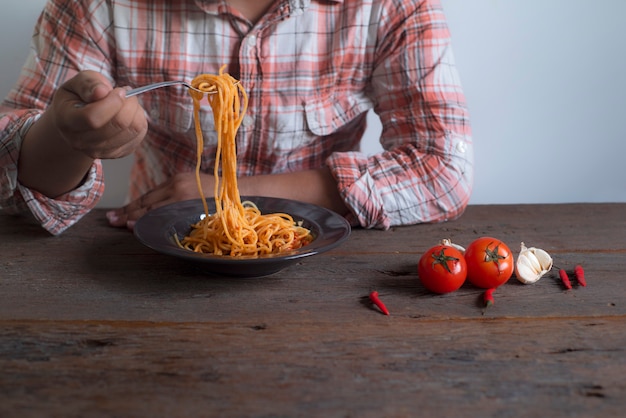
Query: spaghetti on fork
176,68,312,256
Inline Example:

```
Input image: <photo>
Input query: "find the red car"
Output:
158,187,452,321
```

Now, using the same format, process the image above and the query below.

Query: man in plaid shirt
0,0,473,235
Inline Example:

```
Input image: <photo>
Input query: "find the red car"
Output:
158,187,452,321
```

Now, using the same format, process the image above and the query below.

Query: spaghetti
177,68,312,256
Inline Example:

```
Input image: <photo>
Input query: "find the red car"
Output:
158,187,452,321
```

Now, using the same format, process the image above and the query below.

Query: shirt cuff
18,160,105,235
326,151,389,230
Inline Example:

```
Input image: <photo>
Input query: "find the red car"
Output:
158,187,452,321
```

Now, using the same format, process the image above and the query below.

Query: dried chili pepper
574,265,586,287
483,288,496,308
558,269,572,290
369,291,390,315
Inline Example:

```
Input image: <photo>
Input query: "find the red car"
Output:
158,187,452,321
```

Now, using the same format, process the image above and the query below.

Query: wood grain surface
1,204,625,417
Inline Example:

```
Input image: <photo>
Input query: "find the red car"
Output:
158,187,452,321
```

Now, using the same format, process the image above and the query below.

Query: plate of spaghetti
134,196,351,277
133,68,350,276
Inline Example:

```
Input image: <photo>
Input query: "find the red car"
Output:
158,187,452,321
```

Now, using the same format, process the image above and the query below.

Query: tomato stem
430,249,460,273
483,242,507,272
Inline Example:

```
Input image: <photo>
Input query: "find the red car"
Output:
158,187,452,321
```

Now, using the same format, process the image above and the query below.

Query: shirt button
456,141,467,154
150,108,159,119
242,115,254,127
246,35,256,48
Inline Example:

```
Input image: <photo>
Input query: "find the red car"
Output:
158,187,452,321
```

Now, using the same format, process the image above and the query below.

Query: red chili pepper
483,288,495,308
369,291,390,315
559,269,572,290
574,265,586,287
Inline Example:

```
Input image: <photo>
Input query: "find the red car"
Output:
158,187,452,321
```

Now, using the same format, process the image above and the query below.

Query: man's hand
107,172,216,229
18,70,148,197
52,70,147,160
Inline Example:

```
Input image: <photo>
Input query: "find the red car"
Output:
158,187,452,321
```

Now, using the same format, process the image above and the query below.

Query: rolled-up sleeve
327,0,473,229
0,111,104,235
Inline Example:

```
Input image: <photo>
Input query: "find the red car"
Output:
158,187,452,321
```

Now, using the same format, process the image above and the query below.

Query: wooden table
1,204,625,417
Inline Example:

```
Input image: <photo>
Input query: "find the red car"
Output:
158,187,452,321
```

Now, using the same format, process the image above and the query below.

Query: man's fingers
61,70,113,103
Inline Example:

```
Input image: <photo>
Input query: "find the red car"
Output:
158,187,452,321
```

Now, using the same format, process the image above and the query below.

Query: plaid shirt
0,0,473,235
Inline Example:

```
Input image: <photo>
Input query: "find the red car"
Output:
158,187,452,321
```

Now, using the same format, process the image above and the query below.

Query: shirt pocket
267,91,372,155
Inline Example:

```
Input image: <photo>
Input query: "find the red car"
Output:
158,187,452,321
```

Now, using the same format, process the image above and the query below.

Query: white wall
2,0,625,207
441,0,626,204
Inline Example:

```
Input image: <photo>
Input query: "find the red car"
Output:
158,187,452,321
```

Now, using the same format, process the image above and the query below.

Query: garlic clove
533,248,553,269
515,242,554,284
523,250,542,272
516,259,538,283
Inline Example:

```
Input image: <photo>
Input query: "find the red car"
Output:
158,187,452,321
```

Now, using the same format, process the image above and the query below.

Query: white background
2,0,625,207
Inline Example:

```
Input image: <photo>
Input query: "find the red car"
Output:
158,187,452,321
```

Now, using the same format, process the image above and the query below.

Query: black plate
134,196,351,277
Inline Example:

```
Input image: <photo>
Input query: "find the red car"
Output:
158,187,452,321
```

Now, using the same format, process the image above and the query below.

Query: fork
125,80,206,97
72,80,215,108
126,79,241,97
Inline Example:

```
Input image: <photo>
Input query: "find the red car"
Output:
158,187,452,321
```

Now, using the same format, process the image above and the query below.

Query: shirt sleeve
0,0,107,235
326,0,473,229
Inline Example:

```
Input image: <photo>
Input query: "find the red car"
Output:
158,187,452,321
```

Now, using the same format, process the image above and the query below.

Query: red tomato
418,244,467,294
464,237,514,289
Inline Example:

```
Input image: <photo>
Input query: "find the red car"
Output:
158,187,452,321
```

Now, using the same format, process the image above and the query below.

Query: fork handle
125,81,188,97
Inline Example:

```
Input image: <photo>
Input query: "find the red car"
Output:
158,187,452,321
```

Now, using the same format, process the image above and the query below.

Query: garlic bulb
515,242,553,284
